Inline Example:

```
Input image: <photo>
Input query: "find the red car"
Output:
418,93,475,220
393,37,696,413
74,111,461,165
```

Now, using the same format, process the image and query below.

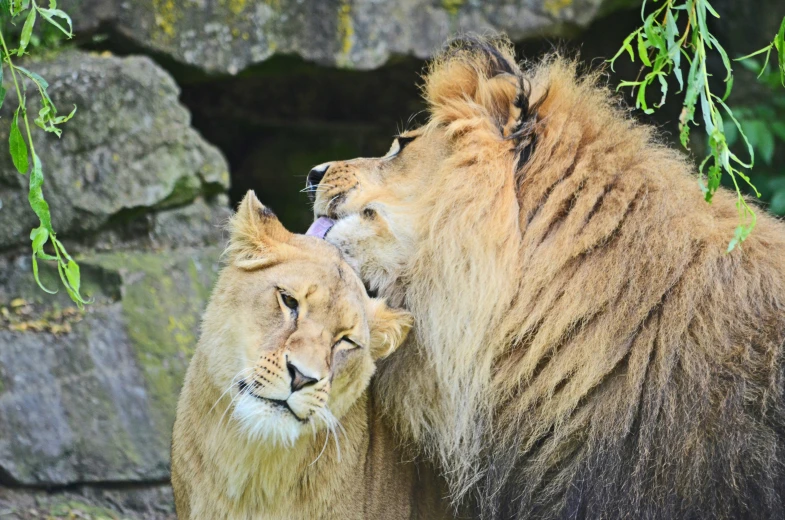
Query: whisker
309,424,331,466
208,367,254,416
218,373,253,427
299,184,337,194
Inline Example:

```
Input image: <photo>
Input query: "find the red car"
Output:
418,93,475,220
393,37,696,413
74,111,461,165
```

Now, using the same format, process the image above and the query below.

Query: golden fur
309,36,785,518
171,191,452,520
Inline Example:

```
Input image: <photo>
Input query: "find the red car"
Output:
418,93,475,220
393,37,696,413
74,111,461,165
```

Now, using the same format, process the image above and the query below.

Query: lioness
171,191,451,520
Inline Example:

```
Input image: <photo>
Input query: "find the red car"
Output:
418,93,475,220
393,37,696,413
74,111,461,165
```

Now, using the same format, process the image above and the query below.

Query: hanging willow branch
609,0,785,251
1,1,87,306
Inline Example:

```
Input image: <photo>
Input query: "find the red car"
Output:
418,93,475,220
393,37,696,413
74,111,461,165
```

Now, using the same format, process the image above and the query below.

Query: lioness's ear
368,299,413,361
226,190,292,270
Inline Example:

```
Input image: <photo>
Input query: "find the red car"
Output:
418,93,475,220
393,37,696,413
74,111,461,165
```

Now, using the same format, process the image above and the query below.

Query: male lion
171,191,451,520
306,36,785,519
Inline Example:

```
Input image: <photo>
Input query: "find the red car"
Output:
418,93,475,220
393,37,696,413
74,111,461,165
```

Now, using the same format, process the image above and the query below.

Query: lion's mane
374,36,785,519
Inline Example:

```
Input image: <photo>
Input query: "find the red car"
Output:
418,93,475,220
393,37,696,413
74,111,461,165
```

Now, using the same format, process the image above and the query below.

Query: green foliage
610,1,785,251
0,1,87,307
725,60,785,216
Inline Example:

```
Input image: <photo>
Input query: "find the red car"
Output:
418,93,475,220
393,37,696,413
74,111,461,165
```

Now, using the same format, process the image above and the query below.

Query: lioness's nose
305,163,330,200
287,360,319,392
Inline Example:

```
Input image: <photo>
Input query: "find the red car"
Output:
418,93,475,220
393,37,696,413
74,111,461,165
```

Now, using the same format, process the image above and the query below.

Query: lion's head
200,191,411,446
307,37,539,491
306,36,785,519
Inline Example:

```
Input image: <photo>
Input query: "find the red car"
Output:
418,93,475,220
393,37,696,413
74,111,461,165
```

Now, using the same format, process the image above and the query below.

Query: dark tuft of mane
439,34,547,174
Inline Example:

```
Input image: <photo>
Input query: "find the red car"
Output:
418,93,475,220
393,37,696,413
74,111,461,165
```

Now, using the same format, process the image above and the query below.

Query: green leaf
714,96,754,169
36,7,73,38
706,161,721,198
0,86,6,112
776,16,785,86
636,81,653,114
699,89,714,136
15,66,53,108
64,259,80,294
31,253,57,294
637,32,652,67
705,1,720,18
9,107,29,174
735,47,771,63
18,7,37,57
643,15,665,53
696,3,710,47
10,0,28,17
666,10,684,91
727,227,742,253
656,73,668,107
30,225,48,252
608,32,637,71
28,152,52,232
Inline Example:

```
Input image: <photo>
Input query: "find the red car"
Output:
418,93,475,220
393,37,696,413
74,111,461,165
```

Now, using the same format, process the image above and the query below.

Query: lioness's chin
232,395,309,447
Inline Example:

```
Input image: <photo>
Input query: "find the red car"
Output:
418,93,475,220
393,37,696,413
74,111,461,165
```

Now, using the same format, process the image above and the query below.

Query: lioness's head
306,36,539,301
201,191,411,446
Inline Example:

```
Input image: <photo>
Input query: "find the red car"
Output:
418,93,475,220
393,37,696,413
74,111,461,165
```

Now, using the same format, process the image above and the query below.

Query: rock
0,483,176,519
0,50,230,249
0,246,222,486
62,0,633,74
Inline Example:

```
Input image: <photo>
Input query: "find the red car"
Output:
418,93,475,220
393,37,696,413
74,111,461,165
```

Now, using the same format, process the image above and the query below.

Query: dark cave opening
78,6,662,232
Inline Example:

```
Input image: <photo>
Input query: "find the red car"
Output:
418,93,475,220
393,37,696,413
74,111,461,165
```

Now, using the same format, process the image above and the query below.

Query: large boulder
0,49,231,491
0,246,222,486
62,0,631,74
0,50,229,249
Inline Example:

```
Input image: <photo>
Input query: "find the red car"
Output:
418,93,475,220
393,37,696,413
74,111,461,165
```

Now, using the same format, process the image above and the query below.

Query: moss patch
336,1,354,66
544,0,573,16
441,0,464,16
88,248,222,440
46,499,125,519
152,0,180,39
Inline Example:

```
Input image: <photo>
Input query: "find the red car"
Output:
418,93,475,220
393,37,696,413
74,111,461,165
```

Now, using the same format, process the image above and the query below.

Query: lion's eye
279,292,298,311
383,135,416,159
396,136,416,151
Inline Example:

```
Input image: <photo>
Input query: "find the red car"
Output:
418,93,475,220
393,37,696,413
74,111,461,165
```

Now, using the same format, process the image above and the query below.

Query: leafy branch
609,0,785,251
1,1,87,307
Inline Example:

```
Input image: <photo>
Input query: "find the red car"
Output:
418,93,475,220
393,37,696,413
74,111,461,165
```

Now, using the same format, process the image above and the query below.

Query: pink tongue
306,217,335,239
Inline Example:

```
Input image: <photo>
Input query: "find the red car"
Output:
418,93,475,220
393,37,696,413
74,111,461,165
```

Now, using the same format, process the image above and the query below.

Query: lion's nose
305,163,330,201
287,360,319,392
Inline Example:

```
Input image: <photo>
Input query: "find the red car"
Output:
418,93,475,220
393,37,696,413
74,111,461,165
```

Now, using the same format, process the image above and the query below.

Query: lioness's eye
335,336,362,351
280,292,298,311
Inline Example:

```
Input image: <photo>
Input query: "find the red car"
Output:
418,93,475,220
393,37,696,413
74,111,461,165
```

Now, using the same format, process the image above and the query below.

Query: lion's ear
226,190,293,270
424,37,529,140
368,299,413,361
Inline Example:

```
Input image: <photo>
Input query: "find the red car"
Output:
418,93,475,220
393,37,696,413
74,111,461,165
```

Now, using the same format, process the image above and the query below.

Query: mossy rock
0,50,229,249
61,0,633,74
0,246,221,486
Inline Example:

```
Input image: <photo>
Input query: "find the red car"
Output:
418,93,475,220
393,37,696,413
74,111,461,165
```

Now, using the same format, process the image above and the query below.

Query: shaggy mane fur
372,36,785,519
